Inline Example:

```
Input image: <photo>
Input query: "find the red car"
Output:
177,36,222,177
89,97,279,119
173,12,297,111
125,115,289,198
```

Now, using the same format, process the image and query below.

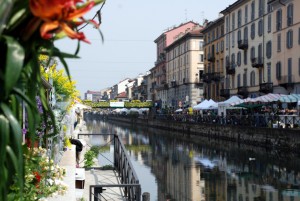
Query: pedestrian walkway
77,168,126,200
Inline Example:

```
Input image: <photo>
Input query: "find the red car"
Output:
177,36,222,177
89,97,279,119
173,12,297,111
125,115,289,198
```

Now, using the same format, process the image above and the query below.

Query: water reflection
85,120,300,201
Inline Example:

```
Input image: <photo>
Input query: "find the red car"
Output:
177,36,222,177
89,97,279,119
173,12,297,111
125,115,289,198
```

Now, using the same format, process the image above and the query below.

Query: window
267,63,271,82
221,40,224,52
238,30,242,42
258,43,262,58
243,71,247,86
299,27,300,45
199,41,204,51
276,62,282,80
245,5,248,24
244,50,248,65
226,16,229,33
226,35,229,49
267,4,273,13
237,74,241,87
251,46,255,59
251,23,255,39
231,53,235,64
232,12,235,30
232,32,235,47
277,34,281,52
268,14,272,33
251,1,255,20
199,54,204,62
250,71,255,86
288,58,292,82
287,4,294,26
276,9,282,31
266,41,272,59
244,26,248,40
287,30,293,49
259,0,264,17
238,10,242,28
258,20,263,36
237,51,241,66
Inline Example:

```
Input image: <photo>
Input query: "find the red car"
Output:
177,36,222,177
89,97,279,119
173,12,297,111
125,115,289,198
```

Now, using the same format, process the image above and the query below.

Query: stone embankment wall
106,116,300,153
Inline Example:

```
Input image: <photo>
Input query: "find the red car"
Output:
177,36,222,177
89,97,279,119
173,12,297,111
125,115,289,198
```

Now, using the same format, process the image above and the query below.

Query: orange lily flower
29,0,97,43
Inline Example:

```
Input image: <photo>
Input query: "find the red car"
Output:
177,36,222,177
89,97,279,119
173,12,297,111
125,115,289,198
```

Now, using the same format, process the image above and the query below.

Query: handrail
78,133,141,201
89,184,141,201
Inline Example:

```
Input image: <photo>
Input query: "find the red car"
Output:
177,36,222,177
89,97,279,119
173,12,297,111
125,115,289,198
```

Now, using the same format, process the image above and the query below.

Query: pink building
152,21,201,108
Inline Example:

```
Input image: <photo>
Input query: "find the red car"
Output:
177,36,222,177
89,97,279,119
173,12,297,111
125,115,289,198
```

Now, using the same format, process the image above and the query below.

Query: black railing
238,39,248,50
251,57,263,68
78,134,141,201
259,83,273,93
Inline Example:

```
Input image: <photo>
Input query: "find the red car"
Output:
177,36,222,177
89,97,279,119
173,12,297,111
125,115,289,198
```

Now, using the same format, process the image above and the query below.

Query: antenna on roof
201,11,205,24
185,9,188,22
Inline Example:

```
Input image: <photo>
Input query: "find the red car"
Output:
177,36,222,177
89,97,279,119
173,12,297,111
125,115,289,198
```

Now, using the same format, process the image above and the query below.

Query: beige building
165,27,204,108
202,17,227,101
268,0,300,94
221,0,274,98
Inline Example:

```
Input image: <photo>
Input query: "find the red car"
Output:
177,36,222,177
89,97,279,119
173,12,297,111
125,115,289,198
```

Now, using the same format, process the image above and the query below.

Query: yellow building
268,0,300,94
202,17,227,101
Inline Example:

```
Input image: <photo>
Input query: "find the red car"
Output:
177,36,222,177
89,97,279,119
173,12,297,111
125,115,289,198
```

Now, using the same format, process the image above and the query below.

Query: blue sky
55,0,236,97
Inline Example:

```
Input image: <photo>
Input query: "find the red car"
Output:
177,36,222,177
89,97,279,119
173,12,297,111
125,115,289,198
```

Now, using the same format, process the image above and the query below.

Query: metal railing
78,134,141,201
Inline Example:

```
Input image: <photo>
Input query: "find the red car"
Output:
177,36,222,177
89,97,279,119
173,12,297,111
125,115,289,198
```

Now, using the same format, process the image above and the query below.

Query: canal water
85,119,300,201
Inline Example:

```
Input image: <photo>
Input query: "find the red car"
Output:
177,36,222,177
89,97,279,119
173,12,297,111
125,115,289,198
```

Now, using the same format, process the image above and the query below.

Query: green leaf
0,115,9,160
2,36,25,97
12,87,36,109
0,115,9,198
0,0,13,36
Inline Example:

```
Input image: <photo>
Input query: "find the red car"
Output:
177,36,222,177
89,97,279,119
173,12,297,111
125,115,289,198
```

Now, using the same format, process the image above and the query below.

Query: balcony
207,53,215,62
226,63,235,75
259,83,273,93
238,39,248,50
278,75,294,88
155,53,166,66
251,57,263,68
211,72,221,82
237,86,249,98
202,73,212,83
220,89,230,98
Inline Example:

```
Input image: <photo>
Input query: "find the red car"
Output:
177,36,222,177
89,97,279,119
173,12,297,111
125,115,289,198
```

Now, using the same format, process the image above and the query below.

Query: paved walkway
76,169,126,200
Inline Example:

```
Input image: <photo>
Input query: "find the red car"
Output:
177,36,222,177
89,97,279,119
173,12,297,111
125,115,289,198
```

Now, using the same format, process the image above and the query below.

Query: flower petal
40,21,60,39
66,1,95,20
61,22,90,43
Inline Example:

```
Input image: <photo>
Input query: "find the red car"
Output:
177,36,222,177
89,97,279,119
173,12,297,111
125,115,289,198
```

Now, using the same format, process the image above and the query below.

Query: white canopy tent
218,96,243,116
193,99,216,110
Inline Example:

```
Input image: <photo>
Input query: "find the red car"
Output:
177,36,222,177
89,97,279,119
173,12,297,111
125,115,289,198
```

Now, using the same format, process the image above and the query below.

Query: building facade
202,17,226,101
221,0,274,98
84,90,102,101
152,21,200,109
268,0,300,94
165,27,204,109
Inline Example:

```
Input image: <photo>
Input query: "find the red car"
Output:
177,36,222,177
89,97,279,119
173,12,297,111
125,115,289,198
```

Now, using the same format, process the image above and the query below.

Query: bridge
82,100,153,108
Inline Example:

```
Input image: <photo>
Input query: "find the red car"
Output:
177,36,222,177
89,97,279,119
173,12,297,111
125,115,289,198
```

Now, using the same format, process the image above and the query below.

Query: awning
279,94,300,103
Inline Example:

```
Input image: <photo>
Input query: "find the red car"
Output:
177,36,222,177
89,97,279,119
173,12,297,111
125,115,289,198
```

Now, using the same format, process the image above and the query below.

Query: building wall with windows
221,0,274,98
166,28,204,108
202,17,226,101
269,0,300,94
153,21,200,109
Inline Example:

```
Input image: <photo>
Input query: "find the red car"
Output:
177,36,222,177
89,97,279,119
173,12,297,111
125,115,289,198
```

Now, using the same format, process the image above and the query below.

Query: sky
55,0,236,98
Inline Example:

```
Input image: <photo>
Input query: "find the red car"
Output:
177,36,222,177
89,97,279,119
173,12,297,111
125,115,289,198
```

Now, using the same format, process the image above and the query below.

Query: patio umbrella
279,94,300,103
